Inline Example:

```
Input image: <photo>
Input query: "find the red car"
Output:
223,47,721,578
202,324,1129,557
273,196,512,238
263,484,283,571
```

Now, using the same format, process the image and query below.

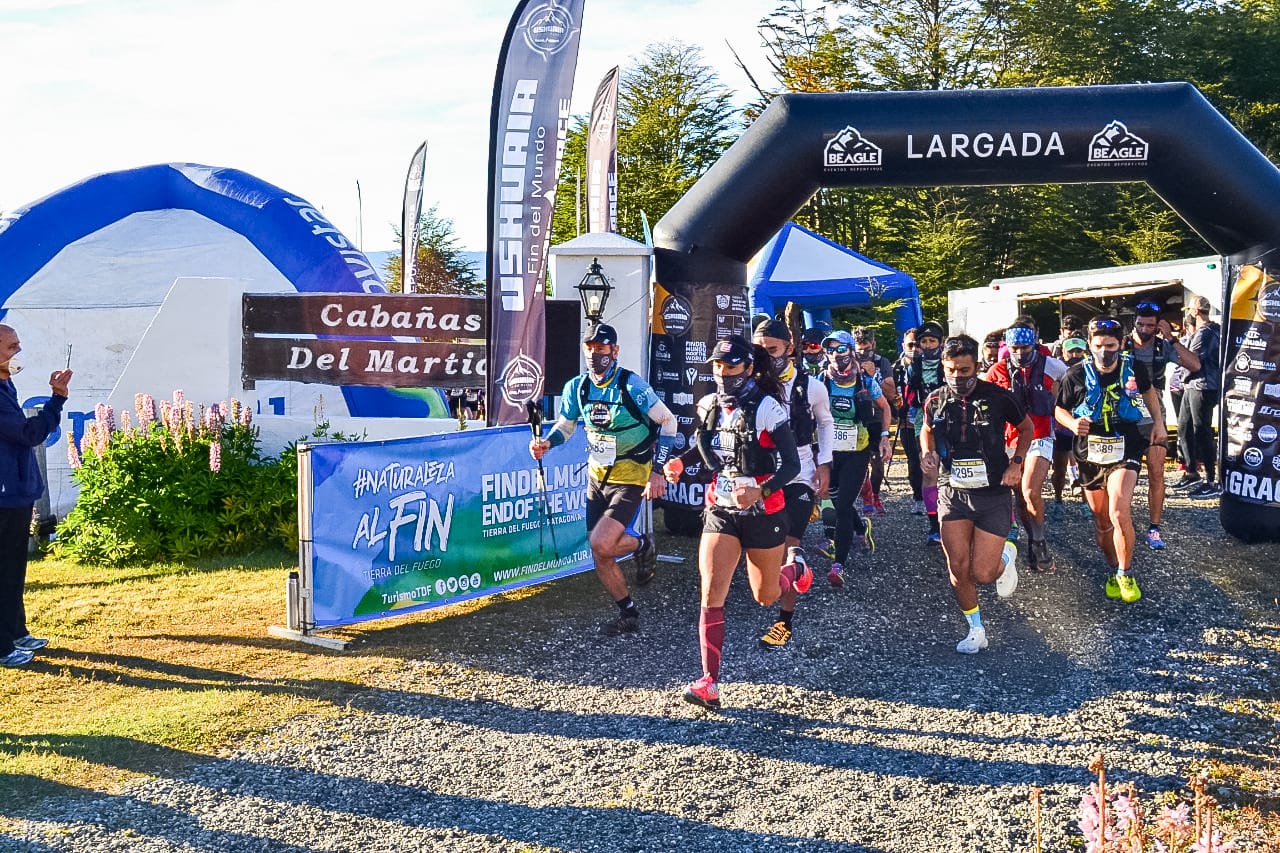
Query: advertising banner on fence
307,425,591,628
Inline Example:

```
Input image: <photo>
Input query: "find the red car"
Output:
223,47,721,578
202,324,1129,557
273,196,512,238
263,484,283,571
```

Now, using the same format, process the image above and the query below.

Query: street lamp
575,258,614,322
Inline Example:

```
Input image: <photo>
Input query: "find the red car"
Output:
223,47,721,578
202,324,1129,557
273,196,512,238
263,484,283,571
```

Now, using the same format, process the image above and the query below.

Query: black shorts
1077,458,1142,491
702,505,787,550
586,479,644,530
779,482,815,541
937,485,1012,538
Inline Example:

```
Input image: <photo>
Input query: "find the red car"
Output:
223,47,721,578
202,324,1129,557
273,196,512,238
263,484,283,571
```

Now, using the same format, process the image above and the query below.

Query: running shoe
860,518,875,554
1188,482,1222,499
927,531,941,547
1116,573,1142,604
873,496,887,517
758,621,793,650
791,553,814,594
955,626,988,654
601,612,640,636
1105,573,1122,600
683,674,722,710
12,635,48,652
1170,473,1201,491
911,499,926,515
634,533,657,586
1030,539,1055,573
1007,522,1019,544
995,542,1019,599
817,538,836,559
860,480,875,515
0,648,33,668
827,562,845,588
1145,526,1166,551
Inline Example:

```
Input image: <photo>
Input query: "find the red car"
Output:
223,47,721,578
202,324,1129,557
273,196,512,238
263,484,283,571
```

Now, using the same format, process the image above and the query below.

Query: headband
1004,326,1037,347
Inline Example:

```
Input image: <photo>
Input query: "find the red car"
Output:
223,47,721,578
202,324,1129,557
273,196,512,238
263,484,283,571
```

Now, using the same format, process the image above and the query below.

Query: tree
383,206,481,295
551,41,739,245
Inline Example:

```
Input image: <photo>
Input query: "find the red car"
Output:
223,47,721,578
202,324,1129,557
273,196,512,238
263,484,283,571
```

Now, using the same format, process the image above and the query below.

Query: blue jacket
0,380,65,508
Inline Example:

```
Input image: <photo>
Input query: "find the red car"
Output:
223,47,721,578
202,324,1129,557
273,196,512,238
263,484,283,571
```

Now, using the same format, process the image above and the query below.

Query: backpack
788,374,817,447
578,367,659,462
699,391,778,477
1072,354,1144,426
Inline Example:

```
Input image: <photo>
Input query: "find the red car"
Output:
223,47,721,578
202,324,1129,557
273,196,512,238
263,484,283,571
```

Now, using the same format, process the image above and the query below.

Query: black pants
831,449,871,564
0,505,33,656
900,425,924,501
1178,386,1218,480
1169,389,1184,463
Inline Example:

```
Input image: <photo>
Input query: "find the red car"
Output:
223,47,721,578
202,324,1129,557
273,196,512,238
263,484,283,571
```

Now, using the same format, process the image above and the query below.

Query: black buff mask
803,352,824,368
1093,349,1121,369
946,375,978,397
1012,347,1038,368
716,374,756,407
1065,355,1085,367
771,355,790,375
589,352,614,379
920,346,942,361
831,352,855,374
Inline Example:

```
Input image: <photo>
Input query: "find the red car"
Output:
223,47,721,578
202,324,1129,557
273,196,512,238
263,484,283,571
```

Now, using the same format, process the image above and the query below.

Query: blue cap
822,330,855,348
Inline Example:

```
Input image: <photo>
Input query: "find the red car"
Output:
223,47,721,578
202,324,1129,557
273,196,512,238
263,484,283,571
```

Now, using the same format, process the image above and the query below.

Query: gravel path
5,482,1279,852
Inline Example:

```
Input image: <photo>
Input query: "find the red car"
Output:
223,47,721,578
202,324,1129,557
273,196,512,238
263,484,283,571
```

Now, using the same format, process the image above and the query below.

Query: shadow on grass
0,735,889,853
25,549,296,593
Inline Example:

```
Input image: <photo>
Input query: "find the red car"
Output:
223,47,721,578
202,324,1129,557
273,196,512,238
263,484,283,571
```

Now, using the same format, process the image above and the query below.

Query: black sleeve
760,422,801,494
1001,387,1027,425
1055,367,1082,411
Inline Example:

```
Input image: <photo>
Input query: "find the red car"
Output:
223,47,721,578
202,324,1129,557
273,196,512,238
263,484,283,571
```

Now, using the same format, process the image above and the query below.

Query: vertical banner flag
587,65,618,234
306,426,592,628
486,0,587,425
401,140,428,293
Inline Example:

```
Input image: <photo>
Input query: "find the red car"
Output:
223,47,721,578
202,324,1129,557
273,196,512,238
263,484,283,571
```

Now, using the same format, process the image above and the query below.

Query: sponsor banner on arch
1221,262,1280,507
306,426,591,628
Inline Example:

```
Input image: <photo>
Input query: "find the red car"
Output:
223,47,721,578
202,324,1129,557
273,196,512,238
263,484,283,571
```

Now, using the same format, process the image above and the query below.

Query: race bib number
950,458,989,489
1086,434,1125,465
587,432,617,467
713,474,756,508
832,424,868,452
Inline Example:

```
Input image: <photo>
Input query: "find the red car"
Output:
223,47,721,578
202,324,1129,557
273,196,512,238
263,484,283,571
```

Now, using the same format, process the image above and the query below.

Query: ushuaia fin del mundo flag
486,0,587,425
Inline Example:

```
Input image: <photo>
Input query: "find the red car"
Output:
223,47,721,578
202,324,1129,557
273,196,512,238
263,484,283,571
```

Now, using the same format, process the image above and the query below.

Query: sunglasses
825,344,851,354
1135,301,1160,312
801,342,823,351
1089,319,1123,333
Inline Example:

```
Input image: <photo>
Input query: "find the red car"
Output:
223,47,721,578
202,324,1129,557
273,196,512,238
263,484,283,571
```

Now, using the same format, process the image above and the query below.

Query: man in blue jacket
0,324,71,668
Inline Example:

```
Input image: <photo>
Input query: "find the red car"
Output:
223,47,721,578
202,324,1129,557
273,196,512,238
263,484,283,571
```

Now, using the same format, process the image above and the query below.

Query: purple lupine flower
94,402,116,435
172,389,186,410
119,410,132,433
239,405,252,426
183,400,195,433
209,440,222,473
67,433,81,469
1078,785,1118,853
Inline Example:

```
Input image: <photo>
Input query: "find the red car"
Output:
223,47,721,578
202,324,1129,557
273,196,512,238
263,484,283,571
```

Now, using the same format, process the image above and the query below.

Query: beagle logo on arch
825,127,883,170
1089,121,1149,163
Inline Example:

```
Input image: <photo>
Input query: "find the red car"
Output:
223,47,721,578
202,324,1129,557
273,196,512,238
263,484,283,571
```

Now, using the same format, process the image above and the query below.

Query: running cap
753,318,792,342
916,321,945,341
582,323,618,345
1063,337,1087,352
710,335,754,365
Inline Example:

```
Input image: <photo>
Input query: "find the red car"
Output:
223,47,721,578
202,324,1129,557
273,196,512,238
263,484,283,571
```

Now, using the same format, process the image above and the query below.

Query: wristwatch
760,485,773,499
1010,454,1024,465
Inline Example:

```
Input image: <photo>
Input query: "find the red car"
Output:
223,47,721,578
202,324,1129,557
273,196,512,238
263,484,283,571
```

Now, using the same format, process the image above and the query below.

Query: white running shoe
955,625,988,654
995,541,1019,599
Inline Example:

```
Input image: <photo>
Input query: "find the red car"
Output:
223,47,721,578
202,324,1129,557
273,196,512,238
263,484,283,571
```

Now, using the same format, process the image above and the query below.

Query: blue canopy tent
749,222,922,335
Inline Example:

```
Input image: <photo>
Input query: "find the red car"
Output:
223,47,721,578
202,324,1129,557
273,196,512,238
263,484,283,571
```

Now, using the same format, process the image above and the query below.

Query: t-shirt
826,371,883,453
560,367,661,486
1054,358,1152,465
696,391,790,513
923,380,1026,492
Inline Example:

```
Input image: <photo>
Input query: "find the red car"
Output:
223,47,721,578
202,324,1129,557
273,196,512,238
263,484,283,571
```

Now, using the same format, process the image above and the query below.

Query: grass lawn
0,549,537,814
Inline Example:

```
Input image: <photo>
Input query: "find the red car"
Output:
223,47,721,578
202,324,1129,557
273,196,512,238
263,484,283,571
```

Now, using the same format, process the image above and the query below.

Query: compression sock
617,597,638,616
923,486,939,515
699,606,725,682
927,513,940,535
963,606,983,630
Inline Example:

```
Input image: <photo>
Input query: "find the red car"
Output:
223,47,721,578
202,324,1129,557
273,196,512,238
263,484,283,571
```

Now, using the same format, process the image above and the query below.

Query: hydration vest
578,367,658,463
1072,355,1144,428
700,391,778,477
928,385,1009,486
1123,336,1171,389
786,372,817,447
1004,353,1055,417
824,373,876,425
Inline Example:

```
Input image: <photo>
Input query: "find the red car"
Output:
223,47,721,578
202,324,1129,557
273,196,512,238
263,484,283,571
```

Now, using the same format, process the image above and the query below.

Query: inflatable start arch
650,82,1280,543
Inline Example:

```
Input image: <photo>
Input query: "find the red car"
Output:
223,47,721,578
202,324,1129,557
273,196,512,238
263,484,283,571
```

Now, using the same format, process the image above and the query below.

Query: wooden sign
241,293,487,389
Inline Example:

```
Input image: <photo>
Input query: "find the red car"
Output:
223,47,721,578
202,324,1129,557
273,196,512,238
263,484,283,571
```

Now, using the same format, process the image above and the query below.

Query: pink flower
119,410,132,433
172,389,186,410
209,441,222,473
66,433,81,469
239,405,252,426
93,402,116,436
139,394,157,427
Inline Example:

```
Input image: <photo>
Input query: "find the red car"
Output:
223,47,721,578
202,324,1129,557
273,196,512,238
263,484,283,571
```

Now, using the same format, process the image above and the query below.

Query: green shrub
54,392,302,565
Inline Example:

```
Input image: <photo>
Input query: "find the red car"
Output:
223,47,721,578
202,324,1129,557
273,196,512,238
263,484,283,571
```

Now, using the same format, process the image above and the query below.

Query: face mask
1135,328,1155,343
946,375,977,396
2,355,23,376
803,352,823,366
1012,348,1037,368
1065,355,1085,367
589,351,613,378
920,346,942,361
715,371,752,400
831,352,855,373
771,355,790,375
1093,349,1120,369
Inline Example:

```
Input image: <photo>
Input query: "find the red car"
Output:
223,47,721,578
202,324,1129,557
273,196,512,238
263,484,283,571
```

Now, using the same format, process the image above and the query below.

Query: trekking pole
526,402,560,557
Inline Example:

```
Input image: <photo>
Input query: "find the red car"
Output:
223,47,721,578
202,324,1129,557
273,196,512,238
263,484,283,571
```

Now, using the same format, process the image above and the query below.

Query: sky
0,0,785,252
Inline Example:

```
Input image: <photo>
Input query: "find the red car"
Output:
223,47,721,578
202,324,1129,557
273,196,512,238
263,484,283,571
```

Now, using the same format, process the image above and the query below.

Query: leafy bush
54,392,300,565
